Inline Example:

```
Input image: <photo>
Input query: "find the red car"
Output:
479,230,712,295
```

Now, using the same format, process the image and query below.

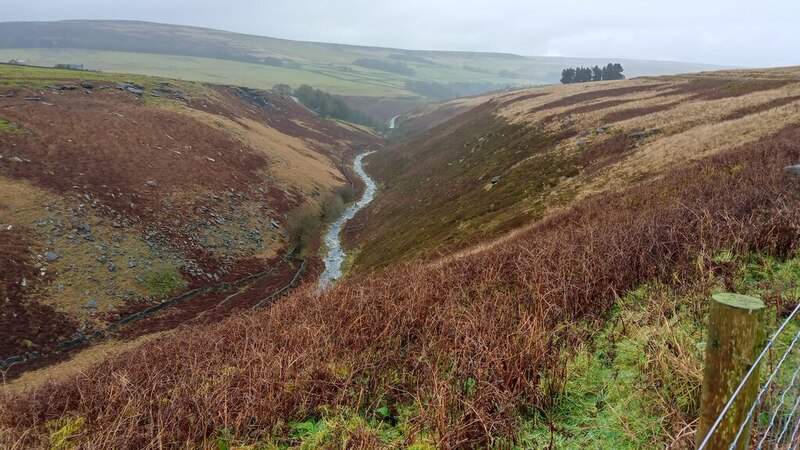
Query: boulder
45,251,59,261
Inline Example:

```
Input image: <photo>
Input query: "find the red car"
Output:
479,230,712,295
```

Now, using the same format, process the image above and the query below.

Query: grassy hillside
2,116,799,448
1,66,800,449
0,64,378,378
0,20,724,122
346,67,800,269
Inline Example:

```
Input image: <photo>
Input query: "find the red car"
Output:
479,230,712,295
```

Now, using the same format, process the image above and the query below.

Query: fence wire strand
699,301,800,450
729,326,800,448
759,356,800,448
773,385,800,449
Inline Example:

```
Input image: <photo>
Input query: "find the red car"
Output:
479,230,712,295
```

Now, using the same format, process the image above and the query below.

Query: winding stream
318,151,377,289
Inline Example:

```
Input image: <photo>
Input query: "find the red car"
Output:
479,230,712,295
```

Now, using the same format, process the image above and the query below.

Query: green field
0,21,724,99
0,49,413,96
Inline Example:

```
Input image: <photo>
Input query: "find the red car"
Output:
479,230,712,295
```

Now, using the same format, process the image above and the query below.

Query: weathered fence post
696,293,766,449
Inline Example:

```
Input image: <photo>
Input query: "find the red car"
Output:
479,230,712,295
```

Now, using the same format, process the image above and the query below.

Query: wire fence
699,302,800,449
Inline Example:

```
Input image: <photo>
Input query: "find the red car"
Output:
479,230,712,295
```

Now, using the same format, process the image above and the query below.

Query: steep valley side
0,64,379,377
345,67,800,270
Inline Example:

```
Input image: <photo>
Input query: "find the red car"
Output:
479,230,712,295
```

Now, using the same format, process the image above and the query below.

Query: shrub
322,185,358,221
285,205,321,251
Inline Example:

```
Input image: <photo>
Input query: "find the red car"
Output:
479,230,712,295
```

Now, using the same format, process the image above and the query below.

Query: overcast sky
4,0,799,67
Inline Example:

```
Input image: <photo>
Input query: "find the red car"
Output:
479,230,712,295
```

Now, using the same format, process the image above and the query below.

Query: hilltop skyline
4,0,799,68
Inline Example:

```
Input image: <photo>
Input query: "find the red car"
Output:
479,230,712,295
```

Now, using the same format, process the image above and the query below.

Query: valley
0,23,798,449
0,63,378,379
0,21,724,124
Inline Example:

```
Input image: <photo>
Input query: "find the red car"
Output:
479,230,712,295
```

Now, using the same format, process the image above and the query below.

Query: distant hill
0,21,725,121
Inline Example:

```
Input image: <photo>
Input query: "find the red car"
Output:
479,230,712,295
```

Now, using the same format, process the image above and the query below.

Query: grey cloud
2,0,799,67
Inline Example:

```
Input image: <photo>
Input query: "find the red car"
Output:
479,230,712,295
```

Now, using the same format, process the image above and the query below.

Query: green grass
519,253,800,449
209,405,436,449
0,49,533,97
46,417,85,450
520,289,696,449
0,118,24,133
139,266,187,297
0,21,722,100
0,62,209,95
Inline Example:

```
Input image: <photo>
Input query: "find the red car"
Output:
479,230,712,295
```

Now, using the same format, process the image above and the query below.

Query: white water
388,115,401,129
318,151,377,289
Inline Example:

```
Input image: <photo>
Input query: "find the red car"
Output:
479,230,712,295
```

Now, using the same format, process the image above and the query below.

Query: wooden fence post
696,293,766,449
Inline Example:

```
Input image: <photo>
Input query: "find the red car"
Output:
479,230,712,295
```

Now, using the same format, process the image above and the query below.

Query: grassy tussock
2,127,800,448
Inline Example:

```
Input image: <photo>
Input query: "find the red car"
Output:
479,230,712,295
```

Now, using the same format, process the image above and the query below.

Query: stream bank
318,151,377,289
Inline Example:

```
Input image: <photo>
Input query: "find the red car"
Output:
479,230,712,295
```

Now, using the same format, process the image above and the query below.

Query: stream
318,151,377,289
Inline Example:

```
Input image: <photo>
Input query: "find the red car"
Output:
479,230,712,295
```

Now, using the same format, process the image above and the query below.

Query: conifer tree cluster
560,63,624,84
